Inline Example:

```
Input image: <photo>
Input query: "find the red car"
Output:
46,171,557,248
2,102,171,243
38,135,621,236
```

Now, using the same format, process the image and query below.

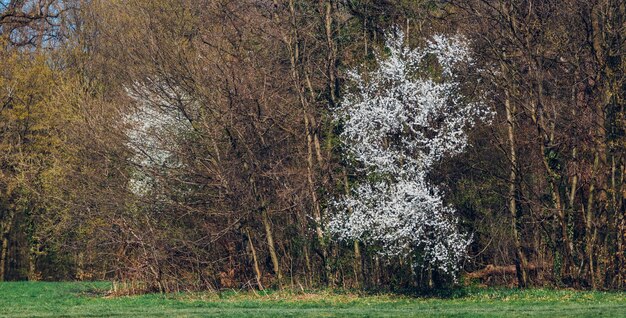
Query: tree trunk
76,251,85,281
262,209,282,287
282,1,330,284
28,245,37,281
615,164,626,288
343,168,362,287
323,0,337,107
0,235,8,282
246,230,264,290
353,240,362,288
504,88,529,288
584,152,600,288
0,208,14,282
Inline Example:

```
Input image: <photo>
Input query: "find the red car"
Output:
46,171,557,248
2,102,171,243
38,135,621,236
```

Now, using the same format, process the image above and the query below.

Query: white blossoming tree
329,29,490,276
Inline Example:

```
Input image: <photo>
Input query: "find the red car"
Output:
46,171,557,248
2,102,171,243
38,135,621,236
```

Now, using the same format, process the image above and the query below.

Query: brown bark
246,229,264,290
353,240,361,288
0,235,7,282
262,209,282,286
584,153,600,288
0,208,14,282
504,86,529,288
343,168,361,287
281,0,330,284
323,0,337,106
28,245,37,281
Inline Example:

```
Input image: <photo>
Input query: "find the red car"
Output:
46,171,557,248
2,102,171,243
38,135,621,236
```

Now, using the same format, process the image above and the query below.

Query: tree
329,29,489,278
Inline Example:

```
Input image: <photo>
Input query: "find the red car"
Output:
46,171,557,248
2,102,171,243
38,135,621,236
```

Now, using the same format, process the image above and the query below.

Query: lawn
0,282,625,317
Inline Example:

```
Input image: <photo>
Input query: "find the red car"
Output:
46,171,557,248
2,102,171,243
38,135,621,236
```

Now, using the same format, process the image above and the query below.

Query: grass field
1,282,625,317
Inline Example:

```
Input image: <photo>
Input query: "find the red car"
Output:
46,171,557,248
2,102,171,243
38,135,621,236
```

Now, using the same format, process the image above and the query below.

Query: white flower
330,28,488,276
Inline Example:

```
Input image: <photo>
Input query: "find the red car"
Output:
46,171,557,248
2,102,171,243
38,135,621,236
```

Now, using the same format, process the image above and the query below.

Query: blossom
330,28,488,275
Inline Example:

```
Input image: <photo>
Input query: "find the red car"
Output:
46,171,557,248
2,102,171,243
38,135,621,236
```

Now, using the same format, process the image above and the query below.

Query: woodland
0,0,625,294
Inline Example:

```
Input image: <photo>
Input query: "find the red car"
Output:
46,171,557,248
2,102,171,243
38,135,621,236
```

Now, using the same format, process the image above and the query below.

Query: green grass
1,282,625,317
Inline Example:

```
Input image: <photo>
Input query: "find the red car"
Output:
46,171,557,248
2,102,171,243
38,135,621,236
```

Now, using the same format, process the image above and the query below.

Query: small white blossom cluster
329,29,488,275
125,81,192,196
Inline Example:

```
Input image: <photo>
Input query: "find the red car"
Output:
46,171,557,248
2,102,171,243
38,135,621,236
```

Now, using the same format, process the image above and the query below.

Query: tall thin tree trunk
585,152,600,288
0,235,8,282
246,230,264,290
28,244,37,281
615,164,626,288
282,1,330,285
304,115,325,250
262,210,282,287
76,251,85,281
353,241,362,288
532,60,574,278
323,0,337,106
0,208,14,282
363,19,368,56
505,88,529,288
342,168,362,287
303,243,312,287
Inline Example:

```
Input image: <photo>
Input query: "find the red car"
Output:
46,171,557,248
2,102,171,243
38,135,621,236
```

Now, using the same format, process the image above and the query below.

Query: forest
0,0,625,294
